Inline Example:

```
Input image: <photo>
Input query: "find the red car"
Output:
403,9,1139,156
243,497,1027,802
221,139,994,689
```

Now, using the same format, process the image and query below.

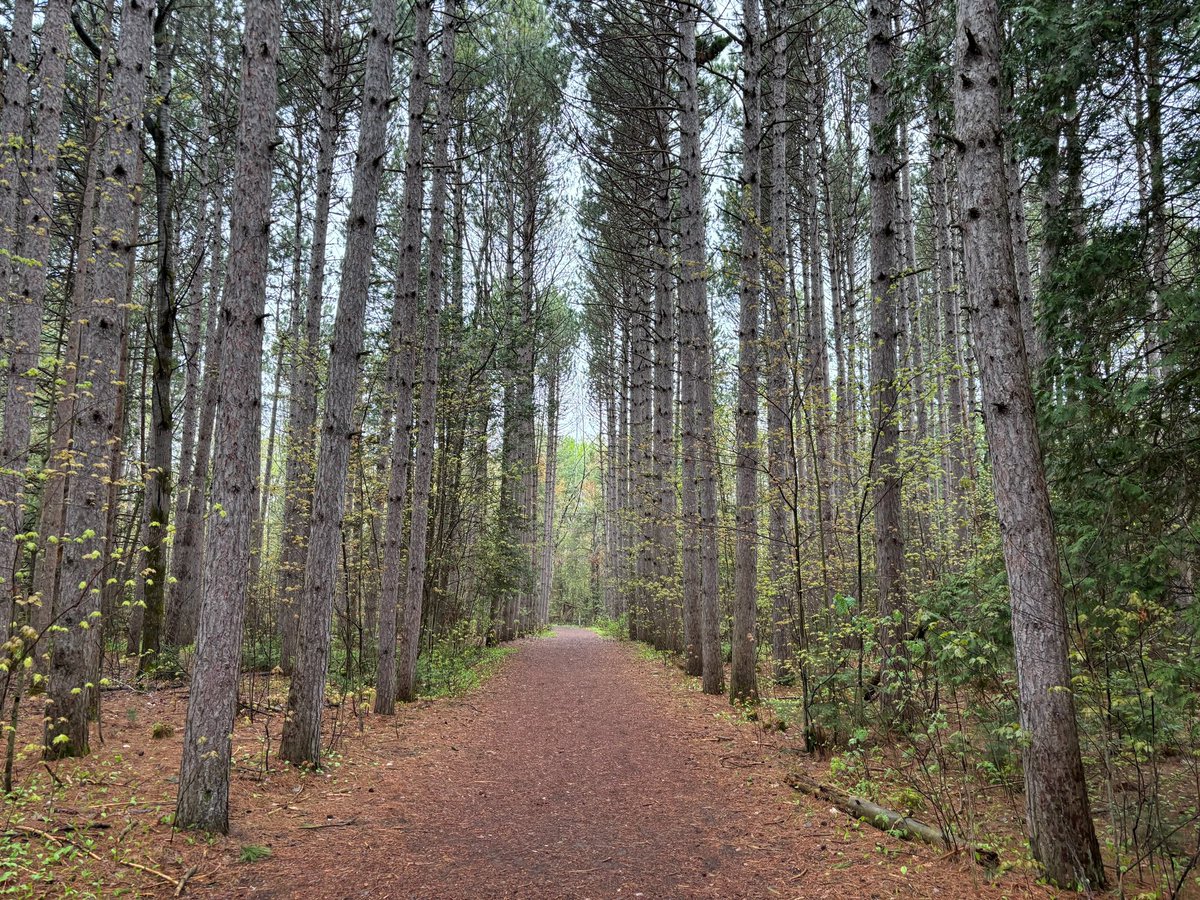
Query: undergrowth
416,638,515,699
589,615,627,641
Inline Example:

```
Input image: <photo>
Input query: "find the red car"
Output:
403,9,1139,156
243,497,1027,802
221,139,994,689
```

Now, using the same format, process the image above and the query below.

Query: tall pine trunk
279,0,343,673
953,0,1104,885
678,2,719,691
866,0,905,715
282,0,398,759
140,2,178,672
0,0,70,638
175,0,281,832
396,0,457,701
46,0,156,759
730,0,762,706
375,0,431,714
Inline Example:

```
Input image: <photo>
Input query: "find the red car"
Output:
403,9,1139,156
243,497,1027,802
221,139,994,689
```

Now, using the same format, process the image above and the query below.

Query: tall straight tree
953,0,1105,885
730,0,762,705
46,0,156,759
0,0,33,335
678,0,722,696
763,0,794,680
140,0,178,670
279,0,345,673
376,0,432,715
865,0,905,713
175,0,281,832
0,0,71,635
281,0,398,763
650,16,677,650
396,0,458,702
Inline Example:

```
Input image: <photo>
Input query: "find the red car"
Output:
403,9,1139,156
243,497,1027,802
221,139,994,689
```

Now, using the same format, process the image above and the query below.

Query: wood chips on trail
199,627,1050,899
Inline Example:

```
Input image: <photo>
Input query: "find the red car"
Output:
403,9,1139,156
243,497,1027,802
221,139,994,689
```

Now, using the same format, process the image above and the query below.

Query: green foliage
589,615,627,641
415,627,515,699
238,844,272,863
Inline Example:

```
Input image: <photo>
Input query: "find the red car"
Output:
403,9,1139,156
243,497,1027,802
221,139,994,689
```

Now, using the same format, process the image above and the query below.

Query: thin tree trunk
396,0,456,702
279,0,342,673
678,1,721,694
765,0,795,681
730,0,762,706
375,0,430,715
166,200,225,647
866,0,906,715
282,0,398,761
140,1,178,672
539,353,559,629
651,58,677,651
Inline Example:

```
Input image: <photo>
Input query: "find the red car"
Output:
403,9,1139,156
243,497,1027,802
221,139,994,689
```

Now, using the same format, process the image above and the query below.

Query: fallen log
784,772,1000,868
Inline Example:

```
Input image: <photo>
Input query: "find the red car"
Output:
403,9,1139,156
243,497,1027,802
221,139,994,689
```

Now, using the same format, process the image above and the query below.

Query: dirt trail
213,628,1037,898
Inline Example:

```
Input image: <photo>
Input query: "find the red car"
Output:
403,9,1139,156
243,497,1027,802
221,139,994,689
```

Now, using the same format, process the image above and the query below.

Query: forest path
213,627,1020,898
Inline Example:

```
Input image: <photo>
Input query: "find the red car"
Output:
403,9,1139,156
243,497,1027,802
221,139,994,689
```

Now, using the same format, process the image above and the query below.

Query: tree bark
677,2,715,687
730,0,762,706
175,0,280,832
765,0,795,681
140,0,178,672
375,0,430,715
279,0,343,674
282,0,398,761
396,0,457,701
0,0,70,641
0,0,33,346
866,0,906,714
46,0,156,759
953,0,1105,885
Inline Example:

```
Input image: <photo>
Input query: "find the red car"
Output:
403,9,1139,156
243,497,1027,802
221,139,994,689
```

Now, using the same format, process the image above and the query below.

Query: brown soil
14,627,1058,898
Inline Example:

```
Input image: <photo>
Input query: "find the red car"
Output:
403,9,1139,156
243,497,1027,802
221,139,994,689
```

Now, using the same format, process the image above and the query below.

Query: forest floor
6,627,1069,898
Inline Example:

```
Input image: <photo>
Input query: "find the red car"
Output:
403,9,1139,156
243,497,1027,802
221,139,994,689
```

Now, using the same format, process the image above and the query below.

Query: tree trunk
175,0,280,832
866,0,906,714
765,0,795,681
0,0,70,640
29,4,115,667
953,0,1105,886
730,0,762,706
375,0,430,715
140,1,178,673
651,59,677,651
282,0,398,761
279,0,343,674
396,0,456,702
678,1,721,694
538,352,559,629
166,199,225,648
46,0,156,759
0,0,33,345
